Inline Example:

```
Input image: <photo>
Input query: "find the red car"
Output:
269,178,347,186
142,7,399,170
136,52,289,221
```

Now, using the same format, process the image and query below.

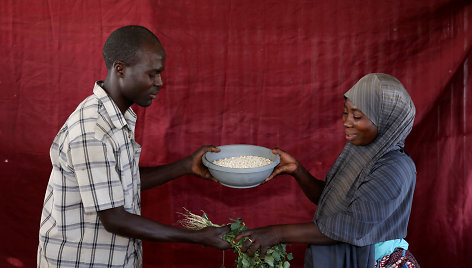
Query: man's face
120,41,166,108
342,99,378,146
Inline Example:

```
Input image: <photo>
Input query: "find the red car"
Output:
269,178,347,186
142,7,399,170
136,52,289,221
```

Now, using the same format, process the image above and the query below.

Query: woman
235,73,420,267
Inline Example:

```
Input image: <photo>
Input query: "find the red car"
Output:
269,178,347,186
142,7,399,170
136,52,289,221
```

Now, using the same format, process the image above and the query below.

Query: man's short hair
102,25,164,70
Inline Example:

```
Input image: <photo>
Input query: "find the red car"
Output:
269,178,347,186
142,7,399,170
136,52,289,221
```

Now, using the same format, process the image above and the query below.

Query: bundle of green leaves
223,218,293,268
178,209,293,268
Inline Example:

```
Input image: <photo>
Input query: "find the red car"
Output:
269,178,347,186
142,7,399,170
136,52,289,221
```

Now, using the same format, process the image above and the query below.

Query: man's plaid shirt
38,82,142,267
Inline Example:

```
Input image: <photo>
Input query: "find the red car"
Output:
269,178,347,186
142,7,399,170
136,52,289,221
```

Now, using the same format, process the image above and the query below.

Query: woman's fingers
239,237,259,256
247,241,260,256
234,231,251,242
263,166,284,183
259,245,271,259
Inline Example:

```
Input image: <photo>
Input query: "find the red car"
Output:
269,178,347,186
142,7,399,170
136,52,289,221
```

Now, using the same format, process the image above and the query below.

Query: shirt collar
93,81,137,132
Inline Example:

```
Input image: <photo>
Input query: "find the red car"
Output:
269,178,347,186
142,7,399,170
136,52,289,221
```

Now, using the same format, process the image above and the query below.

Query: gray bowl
202,144,280,188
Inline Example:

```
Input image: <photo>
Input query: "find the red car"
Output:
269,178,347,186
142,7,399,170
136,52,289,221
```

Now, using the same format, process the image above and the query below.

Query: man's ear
113,61,126,77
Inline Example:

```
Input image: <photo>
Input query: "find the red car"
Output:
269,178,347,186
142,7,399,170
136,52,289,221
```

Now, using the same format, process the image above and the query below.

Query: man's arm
139,157,192,190
97,206,230,249
140,145,220,190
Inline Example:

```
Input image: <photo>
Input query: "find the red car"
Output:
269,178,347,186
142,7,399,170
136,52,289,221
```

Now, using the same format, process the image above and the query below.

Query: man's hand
197,225,232,250
140,145,221,190
98,206,233,247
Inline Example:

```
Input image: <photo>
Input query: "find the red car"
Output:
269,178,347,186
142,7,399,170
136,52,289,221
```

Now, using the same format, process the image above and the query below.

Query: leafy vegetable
178,209,293,268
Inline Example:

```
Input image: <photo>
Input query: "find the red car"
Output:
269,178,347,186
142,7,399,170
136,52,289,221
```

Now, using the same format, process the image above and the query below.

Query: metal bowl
202,144,280,188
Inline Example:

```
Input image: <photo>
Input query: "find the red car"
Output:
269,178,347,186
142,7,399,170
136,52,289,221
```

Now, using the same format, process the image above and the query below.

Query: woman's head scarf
314,73,416,246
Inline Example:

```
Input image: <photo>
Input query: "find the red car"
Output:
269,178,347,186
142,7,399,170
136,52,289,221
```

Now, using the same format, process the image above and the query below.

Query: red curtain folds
1,0,471,267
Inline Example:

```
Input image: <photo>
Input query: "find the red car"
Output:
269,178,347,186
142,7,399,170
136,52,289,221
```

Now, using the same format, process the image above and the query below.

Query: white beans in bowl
212,155,272,168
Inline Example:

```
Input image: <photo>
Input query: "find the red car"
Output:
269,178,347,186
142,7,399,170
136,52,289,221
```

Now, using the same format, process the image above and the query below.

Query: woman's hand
185,145,220,181
197,225,232,250
264,148,299,183
233,226,281,258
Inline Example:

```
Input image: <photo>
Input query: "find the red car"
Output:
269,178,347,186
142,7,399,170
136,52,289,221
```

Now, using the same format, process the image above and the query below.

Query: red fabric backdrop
1,0,471,267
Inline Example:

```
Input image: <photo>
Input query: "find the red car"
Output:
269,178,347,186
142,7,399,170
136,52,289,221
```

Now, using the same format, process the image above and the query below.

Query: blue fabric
374,239,409,260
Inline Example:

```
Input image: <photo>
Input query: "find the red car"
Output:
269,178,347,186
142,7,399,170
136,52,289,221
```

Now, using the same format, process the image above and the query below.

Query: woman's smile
345,132,357,141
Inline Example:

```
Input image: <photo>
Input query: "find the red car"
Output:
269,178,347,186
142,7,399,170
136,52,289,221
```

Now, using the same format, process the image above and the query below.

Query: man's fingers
205,145,220,153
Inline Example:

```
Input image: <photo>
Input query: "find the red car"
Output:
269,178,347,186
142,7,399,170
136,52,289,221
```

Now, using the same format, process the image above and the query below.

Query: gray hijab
314,73,416,246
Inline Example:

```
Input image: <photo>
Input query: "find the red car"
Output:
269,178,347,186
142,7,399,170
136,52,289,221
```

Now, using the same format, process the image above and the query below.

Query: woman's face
342,99,378,146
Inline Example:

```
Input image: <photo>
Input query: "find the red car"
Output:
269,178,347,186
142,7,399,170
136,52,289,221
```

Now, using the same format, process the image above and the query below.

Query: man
38,25,229,267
